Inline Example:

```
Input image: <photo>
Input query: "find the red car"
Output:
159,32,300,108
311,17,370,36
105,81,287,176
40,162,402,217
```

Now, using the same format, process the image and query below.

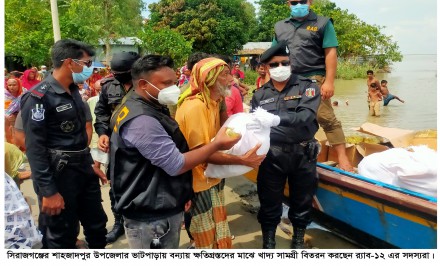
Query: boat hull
243,163,437,249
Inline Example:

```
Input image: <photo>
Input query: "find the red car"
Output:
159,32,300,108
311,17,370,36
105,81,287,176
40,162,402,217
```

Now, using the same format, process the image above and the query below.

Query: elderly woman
21,68,40,90
5,78,27,144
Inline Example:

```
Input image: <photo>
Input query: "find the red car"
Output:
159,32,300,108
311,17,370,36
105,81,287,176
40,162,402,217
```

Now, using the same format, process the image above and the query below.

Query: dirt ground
20,175,359,249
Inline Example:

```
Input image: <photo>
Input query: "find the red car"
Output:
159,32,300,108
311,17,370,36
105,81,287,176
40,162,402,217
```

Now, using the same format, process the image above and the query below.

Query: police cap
110,51,140,72
260,40,290,63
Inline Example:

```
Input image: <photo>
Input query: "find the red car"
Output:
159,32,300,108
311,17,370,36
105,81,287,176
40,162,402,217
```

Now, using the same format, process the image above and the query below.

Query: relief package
205,107,280,178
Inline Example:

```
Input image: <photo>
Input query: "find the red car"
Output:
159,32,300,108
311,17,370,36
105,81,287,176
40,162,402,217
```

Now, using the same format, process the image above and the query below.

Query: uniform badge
259,98,275,105
305,88,316,98
60,121,75,133
286,46,290,54
56,103,73,112
31,104,45,121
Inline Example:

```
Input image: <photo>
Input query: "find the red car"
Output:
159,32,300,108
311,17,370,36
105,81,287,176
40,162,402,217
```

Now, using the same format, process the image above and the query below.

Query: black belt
49,147,90,157
271,140,310,153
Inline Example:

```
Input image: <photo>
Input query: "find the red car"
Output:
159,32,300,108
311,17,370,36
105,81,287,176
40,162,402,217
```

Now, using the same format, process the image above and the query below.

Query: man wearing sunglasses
251,41,321,249
20,39,107,248
274,0,354,173
94,51,140,244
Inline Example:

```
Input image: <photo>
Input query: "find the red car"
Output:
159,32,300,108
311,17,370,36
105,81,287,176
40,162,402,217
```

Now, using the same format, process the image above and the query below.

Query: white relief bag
204,107,280,178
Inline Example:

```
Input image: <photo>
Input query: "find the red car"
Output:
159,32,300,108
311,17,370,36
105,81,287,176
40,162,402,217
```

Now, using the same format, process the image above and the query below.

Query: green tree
65,0,145,64
148,0,257,55
253,0,289,41
312,0,402,67
5,0,54,66
138,23,193,67
5,0,145,66
255,0,402,67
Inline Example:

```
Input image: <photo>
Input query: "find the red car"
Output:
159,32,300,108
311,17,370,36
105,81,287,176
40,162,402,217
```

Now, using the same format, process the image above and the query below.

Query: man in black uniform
21,39,107,249
94,51,140,243
251,41,321,249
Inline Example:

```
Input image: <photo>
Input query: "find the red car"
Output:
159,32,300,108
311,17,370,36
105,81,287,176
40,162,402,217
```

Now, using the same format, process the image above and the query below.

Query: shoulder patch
305,88,316,98
30,83,49,99
31,104,45,121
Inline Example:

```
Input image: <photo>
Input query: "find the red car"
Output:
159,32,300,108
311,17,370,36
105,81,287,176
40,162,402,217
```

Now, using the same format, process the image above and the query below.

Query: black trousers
36,158,108,249
257,144,318,231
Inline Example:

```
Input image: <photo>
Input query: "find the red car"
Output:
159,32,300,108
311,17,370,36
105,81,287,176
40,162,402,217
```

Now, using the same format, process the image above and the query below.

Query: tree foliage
255,0,402,67
5,0,54,66
5,0,144,66
138,23,193,67
65,0,145,64
148,0,258,55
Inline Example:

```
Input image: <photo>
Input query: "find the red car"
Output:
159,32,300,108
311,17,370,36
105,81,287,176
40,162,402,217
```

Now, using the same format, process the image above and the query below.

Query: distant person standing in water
380,80,404,106
368,83,382,117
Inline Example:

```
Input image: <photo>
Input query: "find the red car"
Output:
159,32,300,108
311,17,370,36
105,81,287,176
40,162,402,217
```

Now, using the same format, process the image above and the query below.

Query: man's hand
320,81,334,100
98,135,110,153
42,193,65,216
213,127,242,151
92,164,108,185
240,143,266,169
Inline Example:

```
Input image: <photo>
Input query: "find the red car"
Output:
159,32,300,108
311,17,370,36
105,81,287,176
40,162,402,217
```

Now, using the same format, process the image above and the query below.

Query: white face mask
142,80,181,105
269,66,291,82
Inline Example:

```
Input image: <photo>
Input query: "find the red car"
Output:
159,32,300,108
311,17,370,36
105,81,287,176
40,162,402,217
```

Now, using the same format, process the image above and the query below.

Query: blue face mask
72,65,93,84
290,4,309,18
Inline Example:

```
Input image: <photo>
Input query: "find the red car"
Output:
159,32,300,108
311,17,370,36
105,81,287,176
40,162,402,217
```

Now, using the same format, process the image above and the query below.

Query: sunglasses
150,224,171,249
61,58,93,68
267,60,291,69
289,0,308,5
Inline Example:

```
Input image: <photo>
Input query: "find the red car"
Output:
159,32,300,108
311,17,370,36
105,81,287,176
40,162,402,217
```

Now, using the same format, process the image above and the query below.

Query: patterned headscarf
5,78,26,116
177,58,228,107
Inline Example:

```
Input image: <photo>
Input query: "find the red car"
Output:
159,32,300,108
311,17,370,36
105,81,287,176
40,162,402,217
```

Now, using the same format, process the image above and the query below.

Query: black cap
110,51,140,72
260,40,290,63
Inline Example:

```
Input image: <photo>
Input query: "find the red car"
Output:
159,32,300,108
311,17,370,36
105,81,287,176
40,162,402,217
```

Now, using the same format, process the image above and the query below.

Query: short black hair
381,80,387,84
213,54,232,68
257,62,264,68
131,55,174,88
51,39,95,69
370,83,377,88
367,70,374,74
187,52,210,71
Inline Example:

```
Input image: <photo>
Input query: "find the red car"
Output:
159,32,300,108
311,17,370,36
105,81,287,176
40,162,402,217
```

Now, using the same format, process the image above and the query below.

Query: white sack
205,107,280,178
358,145,437,197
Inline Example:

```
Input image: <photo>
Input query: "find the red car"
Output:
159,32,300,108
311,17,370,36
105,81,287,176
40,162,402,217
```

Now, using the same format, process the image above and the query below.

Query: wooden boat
243,163,437,249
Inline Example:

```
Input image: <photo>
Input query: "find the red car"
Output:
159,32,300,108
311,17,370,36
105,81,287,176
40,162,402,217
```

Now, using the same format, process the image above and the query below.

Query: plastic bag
358,145,437,197
204,107,280,178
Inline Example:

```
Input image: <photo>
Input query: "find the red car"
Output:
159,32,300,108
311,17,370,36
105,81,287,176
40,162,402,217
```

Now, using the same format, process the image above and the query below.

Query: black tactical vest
110,92,193,220
275,11,330,75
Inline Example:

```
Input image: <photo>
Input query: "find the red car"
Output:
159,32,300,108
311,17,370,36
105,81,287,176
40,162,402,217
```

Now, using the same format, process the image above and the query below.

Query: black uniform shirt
94,77,132,136
21,74,90,197
251,74,321,144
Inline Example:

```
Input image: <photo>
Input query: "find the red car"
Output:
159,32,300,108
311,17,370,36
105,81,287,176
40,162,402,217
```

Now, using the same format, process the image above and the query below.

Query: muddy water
332,54,437,135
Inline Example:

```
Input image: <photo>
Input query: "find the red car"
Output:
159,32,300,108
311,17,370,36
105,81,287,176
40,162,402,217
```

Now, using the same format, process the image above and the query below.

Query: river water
332,54,437,135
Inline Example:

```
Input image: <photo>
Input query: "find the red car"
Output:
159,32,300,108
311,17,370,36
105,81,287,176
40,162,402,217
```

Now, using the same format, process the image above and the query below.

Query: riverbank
20,175,359,249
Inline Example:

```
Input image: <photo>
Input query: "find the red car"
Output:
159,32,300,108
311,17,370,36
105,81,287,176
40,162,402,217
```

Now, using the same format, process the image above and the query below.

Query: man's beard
216,83,231,97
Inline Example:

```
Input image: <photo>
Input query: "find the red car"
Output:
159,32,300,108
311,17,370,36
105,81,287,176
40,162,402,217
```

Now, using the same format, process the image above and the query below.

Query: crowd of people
4,0,405,250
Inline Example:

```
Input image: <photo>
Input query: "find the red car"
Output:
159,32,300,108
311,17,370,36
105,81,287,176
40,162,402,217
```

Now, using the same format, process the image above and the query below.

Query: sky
142,0,437,55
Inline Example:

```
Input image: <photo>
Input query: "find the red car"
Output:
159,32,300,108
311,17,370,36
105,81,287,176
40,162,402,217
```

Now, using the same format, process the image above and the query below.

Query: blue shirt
120,115,185,176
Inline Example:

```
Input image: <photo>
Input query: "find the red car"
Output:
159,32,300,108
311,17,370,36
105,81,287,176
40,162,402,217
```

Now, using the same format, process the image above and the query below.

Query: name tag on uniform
259,98,275,105
284,95,302,101
56,103,73,112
